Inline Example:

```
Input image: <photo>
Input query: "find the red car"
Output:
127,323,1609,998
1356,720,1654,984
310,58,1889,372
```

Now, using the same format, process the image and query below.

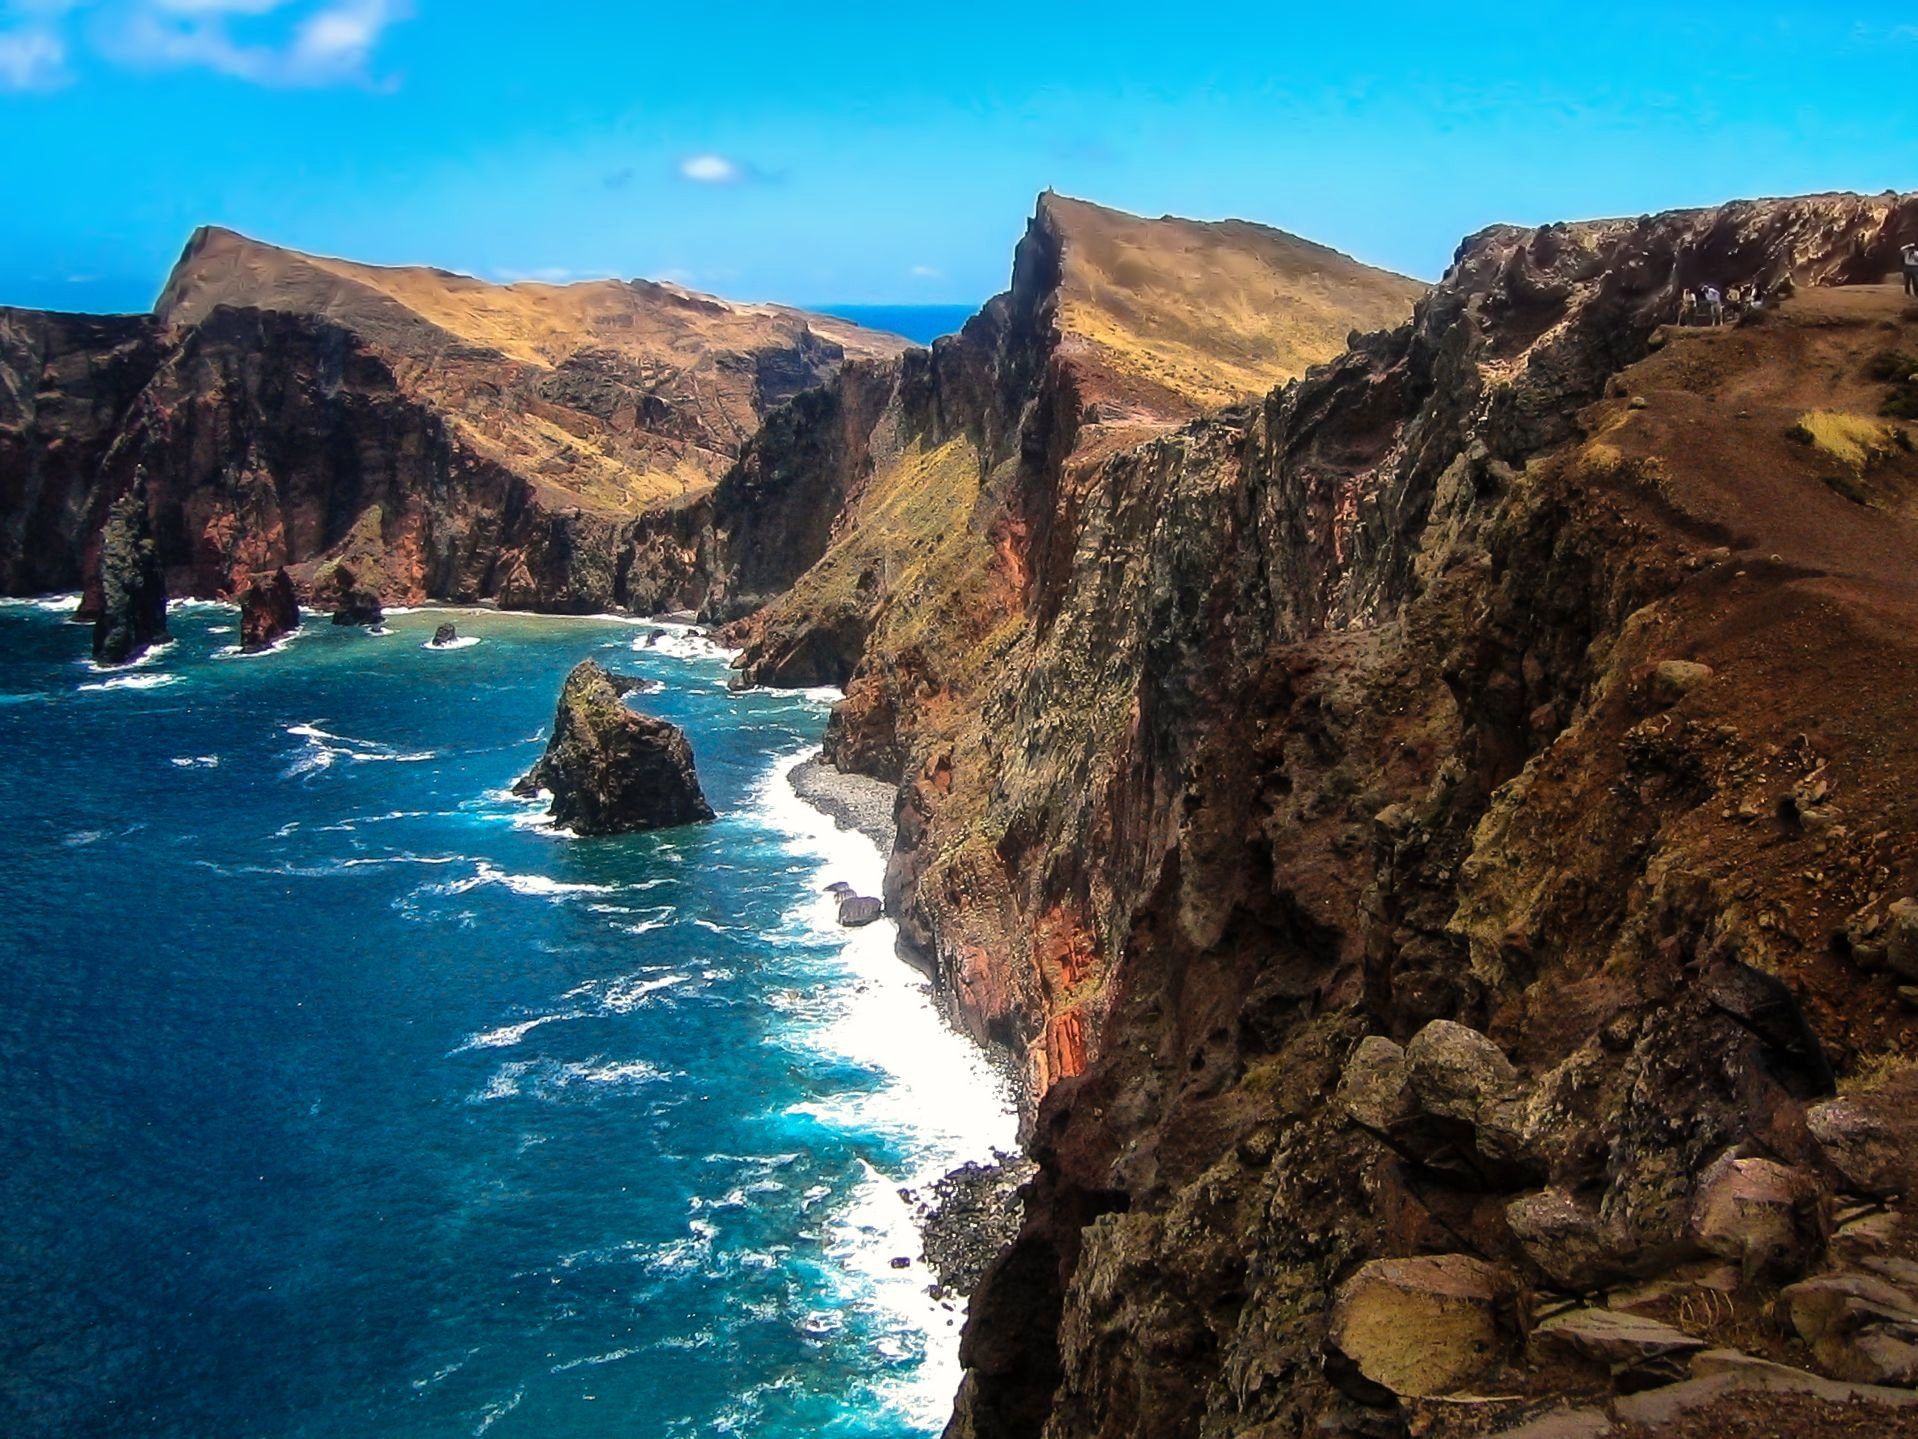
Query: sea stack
430,622,458,647
514,660,714,835
238,568,301,652
90,475,169,666
318,563,384,627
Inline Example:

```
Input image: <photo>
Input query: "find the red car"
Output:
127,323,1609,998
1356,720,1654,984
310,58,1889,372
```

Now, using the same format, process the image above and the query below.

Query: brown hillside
155,226,910,515
1043,191,1427,419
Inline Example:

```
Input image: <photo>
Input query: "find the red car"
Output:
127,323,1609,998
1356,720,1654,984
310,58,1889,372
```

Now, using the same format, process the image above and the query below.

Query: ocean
0,600,1015,1438
811,306,977,347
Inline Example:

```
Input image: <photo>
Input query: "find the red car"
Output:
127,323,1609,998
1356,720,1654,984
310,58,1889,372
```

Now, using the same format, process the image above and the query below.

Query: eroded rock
1405,1020,1523,1125
1508,1189,1627,1292
514,660,714,835
1530,1307,1704,1389
1785,1272,1918,1385
239,568,300,652
1338,1035,1414,1132
91,475,168,666
1326,1254,1513,1397
1690,1153,1824,1281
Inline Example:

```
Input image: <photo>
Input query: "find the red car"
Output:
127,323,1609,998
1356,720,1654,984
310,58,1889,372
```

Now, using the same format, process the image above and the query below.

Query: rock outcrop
514,660,714,835
430,622,458,647
688,189,1918,1436
238,567,300,651
0,227,908,612
89,474,168,666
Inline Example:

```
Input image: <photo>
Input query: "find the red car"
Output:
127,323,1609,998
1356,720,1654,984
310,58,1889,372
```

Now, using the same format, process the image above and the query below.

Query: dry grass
761,435,998,650
1046,194,1426,413
1788,409,1906,470
154,226,912,516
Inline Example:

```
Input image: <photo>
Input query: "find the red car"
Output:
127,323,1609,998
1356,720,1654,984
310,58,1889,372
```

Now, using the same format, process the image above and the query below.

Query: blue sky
2,2,1914,314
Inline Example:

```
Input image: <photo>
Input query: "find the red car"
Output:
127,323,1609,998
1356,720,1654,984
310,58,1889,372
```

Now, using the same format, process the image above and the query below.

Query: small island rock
430,622,458,647
239,568,301,652
91,474,169,666
316,563,383,627
514,659,714,835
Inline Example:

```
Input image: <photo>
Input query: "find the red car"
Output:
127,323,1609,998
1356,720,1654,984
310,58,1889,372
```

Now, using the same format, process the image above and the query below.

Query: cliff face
0,227,906,610
949,196,1918,1439
716,190,1918,1435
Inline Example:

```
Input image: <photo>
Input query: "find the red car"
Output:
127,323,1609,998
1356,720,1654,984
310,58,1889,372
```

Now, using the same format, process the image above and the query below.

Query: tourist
1903,241,1918,297
1679,288,1697,326
1704,285,1724,326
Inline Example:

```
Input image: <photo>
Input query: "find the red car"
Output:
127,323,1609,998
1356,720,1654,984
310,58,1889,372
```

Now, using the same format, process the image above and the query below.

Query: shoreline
782,750,1035,1302
786,754,897,852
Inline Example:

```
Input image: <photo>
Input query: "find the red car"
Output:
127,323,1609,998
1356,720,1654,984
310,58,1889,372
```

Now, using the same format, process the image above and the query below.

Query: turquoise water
0,601,1012,1438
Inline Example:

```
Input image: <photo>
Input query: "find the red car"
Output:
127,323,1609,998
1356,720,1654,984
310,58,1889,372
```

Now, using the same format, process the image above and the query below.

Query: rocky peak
90,472,168,666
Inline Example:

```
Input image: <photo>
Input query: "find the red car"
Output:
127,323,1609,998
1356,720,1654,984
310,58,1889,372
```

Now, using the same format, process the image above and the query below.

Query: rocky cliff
716,190,1918,1435
0,226,907,611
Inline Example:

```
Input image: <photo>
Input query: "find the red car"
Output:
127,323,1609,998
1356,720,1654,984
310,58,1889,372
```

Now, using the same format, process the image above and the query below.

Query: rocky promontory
514,660,713,835
238,568,300,652
89,475,168,666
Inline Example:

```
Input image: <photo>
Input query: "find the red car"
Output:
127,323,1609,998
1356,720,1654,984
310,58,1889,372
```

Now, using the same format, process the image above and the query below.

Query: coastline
782,749,1035,1306
787,754,897,851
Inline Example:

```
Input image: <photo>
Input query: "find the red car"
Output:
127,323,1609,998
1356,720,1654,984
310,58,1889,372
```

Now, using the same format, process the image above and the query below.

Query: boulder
1644,659,1714,708
91,474,168,666
1326,1254,1512,1397
1689,1153,1823,1280
1507,1189,1626,1292
1888,898,1918,982
1338,1035,1414,1132
514,660,714,835
1406,1019,1523,1125
1530,1307,1704,1389
1809,1088,1918,1198
430,622,458,647
238,568,300,652
1784,1272,1918,1385
837,895,883,927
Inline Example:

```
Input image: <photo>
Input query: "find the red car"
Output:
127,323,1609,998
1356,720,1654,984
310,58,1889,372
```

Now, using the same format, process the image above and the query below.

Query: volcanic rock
430,622,458,647
837,895,882,927
1689,1153,1824,1281
1326,1254,1514,1398
514,660,714,835
1337,1035,1415,1132
0,226,908,613
1785,1272,1918,1384
1808,1072,1918,1198
1507,1188,1629,1292
1529,1308,1704,1388
238,568,300,652
90,474,168,666
317,563,384,627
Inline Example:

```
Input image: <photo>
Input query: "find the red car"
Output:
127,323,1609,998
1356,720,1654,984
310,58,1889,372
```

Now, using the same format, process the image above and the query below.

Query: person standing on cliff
1903,242,1918,297
1703,285,1724,326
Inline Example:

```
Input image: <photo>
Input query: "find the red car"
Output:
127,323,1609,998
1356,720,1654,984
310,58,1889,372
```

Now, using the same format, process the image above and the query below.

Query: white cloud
678,153,742,185
909,264,943,280
13,0,411,87
0,25,65,88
